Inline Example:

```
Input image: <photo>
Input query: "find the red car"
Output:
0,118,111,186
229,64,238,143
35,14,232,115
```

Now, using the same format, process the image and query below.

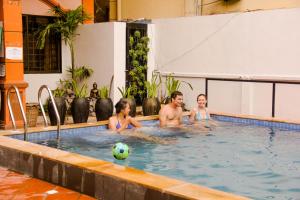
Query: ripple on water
210,164,224,168
248,171,282,179
251,150,263,154
266,188,282,193
288,188,300,193
212,185,234,193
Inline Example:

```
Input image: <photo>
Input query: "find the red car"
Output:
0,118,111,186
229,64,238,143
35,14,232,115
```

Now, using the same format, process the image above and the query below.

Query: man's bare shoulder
177,106,183,112
160,104,170,113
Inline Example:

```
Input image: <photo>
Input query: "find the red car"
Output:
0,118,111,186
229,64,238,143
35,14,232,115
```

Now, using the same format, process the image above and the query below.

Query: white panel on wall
74,22,127,107
147,24,156,81
276,84,300,120
251,82,272,117
75,23,115,93
113,22,126,106
207,81,242,114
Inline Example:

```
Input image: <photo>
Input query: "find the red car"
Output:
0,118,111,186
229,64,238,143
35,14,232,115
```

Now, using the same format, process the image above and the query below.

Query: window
94,0,109,23
23,15,62,74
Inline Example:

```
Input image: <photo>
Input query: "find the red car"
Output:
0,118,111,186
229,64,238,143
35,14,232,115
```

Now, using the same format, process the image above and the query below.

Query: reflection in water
269,128,275,143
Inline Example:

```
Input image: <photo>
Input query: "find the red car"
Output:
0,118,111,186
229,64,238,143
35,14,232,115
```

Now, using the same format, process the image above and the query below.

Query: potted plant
48,85,67,126
70,80,89,123
95,86,113,121
142,72,161,116
164,73,193,104
118,86,136,117
127,30,150,105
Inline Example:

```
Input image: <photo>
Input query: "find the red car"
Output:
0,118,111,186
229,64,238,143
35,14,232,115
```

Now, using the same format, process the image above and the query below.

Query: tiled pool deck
0,167,96,200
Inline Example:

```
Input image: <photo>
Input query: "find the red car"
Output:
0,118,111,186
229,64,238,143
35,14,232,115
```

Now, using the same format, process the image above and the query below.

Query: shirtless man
159,91,183,127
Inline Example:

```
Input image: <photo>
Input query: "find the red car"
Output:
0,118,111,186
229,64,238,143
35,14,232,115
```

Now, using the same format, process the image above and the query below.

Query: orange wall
0,0,27,129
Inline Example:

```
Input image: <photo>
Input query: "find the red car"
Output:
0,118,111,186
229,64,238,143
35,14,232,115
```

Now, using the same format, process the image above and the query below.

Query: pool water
36,120,300,200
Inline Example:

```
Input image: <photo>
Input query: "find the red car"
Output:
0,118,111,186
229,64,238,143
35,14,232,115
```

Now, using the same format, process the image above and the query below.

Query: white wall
154,8,300,77
75,22,126,106
112,23,126,105
154,8,300,120
147,24,156,81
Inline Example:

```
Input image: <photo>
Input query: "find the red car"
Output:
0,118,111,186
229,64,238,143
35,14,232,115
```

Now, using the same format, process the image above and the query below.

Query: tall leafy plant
71,80,88,98
118,86,134,99
145,72,161,98
165,73,193,97
63,66,93,98
99,86,109,98
37,5,90,78
128,30,149,103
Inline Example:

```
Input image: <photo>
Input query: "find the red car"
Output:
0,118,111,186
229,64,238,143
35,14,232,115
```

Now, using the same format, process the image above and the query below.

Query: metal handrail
205,77,300,118
7,85,28,140
38,85,61,139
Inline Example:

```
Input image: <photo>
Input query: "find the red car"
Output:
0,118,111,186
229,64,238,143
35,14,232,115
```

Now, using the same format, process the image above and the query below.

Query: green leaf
99,86,109,98
134,30,141,38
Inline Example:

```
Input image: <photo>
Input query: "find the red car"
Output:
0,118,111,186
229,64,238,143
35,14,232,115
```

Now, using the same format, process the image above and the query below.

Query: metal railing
205,77,300,118
38,85,61,139
7,85,28,140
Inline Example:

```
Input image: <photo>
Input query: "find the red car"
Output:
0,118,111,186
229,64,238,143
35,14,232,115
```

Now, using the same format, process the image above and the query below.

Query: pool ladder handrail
7,85,28,141
38,85,61,139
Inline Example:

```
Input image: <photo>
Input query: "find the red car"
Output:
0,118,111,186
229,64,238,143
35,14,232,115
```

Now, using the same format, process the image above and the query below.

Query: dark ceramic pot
142,97,161,116
48,97,67,126
121,98,136,117
71,97,89,123
95,98,113,121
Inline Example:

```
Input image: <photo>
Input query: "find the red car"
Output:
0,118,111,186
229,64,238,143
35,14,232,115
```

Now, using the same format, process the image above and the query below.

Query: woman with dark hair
108,99,141,132
108,99,171,144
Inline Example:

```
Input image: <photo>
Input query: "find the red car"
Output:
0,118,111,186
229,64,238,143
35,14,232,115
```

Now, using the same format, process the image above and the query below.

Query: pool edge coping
0,135,249,200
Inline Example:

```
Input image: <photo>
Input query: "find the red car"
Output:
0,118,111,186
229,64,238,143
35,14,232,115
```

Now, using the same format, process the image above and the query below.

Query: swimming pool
11,117,300,200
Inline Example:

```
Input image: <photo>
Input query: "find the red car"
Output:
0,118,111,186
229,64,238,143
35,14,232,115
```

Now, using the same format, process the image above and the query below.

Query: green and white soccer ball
112,142,130,160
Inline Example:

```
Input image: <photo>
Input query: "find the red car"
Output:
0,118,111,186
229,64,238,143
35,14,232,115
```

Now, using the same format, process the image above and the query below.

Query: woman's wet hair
115,99,129,114
197,94,207,101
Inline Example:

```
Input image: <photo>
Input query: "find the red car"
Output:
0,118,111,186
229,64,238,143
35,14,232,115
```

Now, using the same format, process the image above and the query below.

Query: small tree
37,5,90,79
